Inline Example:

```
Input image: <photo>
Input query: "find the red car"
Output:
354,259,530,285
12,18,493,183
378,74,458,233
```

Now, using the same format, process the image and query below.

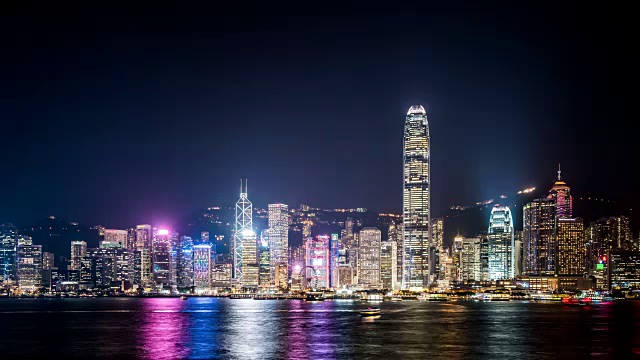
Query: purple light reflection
137,298,190,360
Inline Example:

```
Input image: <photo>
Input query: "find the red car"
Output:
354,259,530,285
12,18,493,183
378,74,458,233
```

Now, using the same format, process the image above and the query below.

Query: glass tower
402,105,430,289
488,205,514,280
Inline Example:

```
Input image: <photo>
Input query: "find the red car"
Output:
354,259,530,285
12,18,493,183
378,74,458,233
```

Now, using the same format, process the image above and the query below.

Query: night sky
1,2,634,228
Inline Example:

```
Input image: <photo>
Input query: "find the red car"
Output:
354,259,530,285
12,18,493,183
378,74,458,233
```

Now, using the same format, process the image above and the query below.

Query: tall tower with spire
548,164,573,219
233,179,253,281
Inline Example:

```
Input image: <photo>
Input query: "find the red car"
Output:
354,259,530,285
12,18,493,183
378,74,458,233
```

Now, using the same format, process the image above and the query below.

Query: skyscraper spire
557,163,562,181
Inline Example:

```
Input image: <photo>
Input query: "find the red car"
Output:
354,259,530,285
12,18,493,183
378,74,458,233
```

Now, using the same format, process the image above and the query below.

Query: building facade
461,237,482,283
402,105,431,289
556,218,586,275
522,198,556,275
233,179,252,281
488,205,514,280
380,241,398,290
358,228,382,289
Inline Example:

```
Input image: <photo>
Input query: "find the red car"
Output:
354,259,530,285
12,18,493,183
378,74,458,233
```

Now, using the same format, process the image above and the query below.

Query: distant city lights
517,187,536,194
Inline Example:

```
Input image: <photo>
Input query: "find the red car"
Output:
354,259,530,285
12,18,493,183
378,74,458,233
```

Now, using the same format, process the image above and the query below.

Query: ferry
359,308,381,317
180,295,188,300
304,292,324,301
427,293,449,301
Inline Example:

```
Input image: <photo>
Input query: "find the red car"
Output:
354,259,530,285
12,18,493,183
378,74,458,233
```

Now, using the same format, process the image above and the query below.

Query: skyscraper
233,179,252,281
241,229,259,289
70,241,87,271
305,236,330,289
460,237,482,282
557,218,586,275
522,198,556,275
380,240,398,290
152,229,174,288
135,224,153,285
358,227,382,289
431,218,443,248
193,244,212,290
403,105,430,289
548,164,573,219
0,224,17,283
267,203,289,285
488,205,514,280
178,235,194,288
17,236,42,293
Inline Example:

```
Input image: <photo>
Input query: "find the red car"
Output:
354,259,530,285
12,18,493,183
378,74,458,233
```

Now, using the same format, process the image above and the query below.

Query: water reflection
221,299,280,358
138,298,189,359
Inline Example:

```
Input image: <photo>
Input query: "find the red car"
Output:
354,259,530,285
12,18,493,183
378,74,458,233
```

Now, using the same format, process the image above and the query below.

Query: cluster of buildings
1,105,638,295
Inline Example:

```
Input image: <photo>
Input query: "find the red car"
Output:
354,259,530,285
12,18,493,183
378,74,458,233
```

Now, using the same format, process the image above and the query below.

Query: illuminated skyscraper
488,205,514,280
402,105,430,289
241,229,259,288
305,236,330,289
268,203,289,282
233,179,252,281
523,198,556,275
460,237,482,282
557,218,586,275
380,240,398,290
152,229,174,287
258,235,271,287
547,164,573,219
135,224,153,285
178,235,194,288
70,241,87,271
0,224,17,283
431,218,443,248
358,228,382,289
388,222,403,286
17,236,42,292
193,244,212,290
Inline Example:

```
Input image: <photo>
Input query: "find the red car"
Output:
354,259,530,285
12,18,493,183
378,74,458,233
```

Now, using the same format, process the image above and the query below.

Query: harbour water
0,298,639,359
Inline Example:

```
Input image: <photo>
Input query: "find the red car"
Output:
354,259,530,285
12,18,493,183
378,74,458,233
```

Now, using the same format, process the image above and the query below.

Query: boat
390,296,403,302
304,293,324,301
359,308,381,317
180,295,188,300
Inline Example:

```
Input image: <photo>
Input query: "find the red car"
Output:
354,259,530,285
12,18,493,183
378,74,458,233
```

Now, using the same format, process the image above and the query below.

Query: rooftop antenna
557,163,562,181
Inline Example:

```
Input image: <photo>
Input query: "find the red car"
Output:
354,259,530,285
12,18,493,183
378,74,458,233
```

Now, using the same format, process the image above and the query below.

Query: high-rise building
388,222,403,286
380,241,398,290
305,235,330,289
556,218,585,276
547,164,573,219
17,236,42,292
460,237,482,282
358,228,382,289
330,233,339,288
241,229,259,289
402,105,431,289
70,241,87,271
178,236,194,288
233,179,252,281
488,205,514,280
452,235,463,282
609,250,640,290
258,237,271,287
0,224,17,283
514,232,523,277
523,198,556,275
103,229,128,248
479,233,490,281
135,224,153,285
431,218,443,249
152,229,173,287
268,203,289,282
345,217,354,238
193,244,212,290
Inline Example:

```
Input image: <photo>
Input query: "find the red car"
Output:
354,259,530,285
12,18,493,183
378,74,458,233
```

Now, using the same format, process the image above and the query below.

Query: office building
460,237,482,282
135,224,153,285
70,241,87,271
241,229,259,288
305,235,330,289
556,218,586,275
488,205,514,280
178,236,194,288
153,229,173,287
193,244,212,289
358,228,382,289
402,105,431,289
380,240,398,290
0,224,17,283
523,198,556,275
268,203,289,268
610,250,640,290
258,237,271,287
17,236,42,292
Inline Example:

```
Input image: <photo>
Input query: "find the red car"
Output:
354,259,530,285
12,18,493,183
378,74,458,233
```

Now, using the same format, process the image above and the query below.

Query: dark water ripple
0,298,639,359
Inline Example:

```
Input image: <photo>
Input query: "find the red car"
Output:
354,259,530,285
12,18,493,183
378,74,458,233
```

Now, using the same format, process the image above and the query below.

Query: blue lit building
488,205,514,280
